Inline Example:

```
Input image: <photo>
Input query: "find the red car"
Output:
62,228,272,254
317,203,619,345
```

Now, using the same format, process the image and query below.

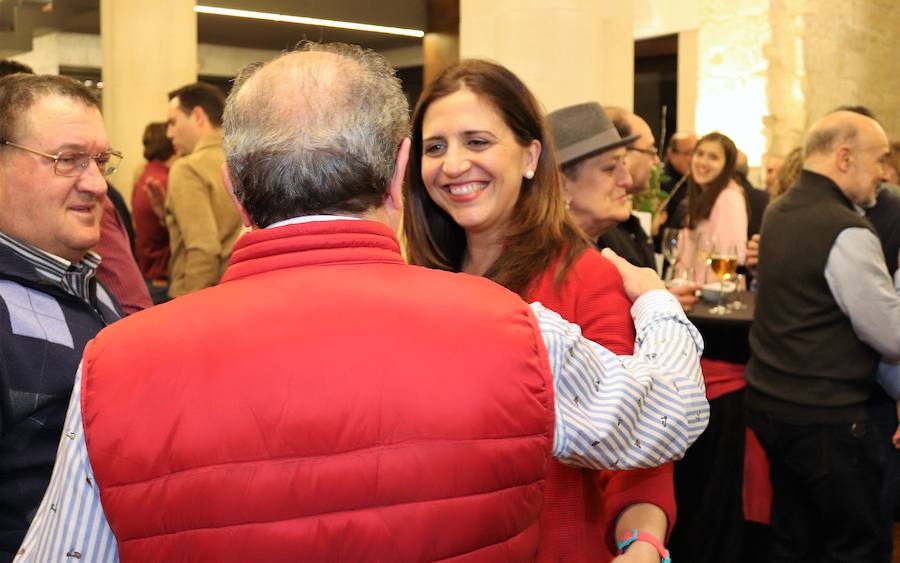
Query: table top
687,290,755,326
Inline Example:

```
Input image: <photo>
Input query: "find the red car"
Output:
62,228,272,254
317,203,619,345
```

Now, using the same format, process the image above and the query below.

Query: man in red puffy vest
16,42,707,563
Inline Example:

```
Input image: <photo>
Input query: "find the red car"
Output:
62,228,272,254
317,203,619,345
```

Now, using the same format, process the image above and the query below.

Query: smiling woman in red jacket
404,59,675,563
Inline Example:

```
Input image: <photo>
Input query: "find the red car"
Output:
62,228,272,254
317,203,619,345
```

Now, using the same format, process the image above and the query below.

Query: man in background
659,131,697,229
746,109,900,562
163,82,242,298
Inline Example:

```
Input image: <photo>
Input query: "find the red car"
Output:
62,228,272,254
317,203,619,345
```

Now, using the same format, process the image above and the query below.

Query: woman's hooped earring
524,170,535,180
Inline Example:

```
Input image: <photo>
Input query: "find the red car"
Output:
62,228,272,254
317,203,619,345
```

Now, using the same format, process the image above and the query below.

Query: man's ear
221,163,255,228
835,145,853,173
385,137,411,212
191,105,209,128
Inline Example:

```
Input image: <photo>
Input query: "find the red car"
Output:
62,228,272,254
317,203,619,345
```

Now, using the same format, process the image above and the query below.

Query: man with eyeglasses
0,73,121,559
601,107,663,270
658,132,698,240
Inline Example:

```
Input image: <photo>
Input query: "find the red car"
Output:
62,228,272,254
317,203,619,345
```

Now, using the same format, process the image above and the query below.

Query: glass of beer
709,241,739,315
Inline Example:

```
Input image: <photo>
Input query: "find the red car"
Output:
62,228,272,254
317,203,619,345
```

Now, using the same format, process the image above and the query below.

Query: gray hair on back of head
223,41,410,227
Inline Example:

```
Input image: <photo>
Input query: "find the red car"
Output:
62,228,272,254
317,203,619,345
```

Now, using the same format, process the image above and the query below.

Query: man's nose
76,163,109,197
618,166,633,187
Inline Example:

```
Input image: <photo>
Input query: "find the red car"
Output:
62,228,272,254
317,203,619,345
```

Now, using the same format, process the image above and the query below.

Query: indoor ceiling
1,0,425,54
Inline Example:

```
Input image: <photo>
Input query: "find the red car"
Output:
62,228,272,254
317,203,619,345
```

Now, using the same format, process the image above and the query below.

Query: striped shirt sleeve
532,289,709,469
14,365,119,563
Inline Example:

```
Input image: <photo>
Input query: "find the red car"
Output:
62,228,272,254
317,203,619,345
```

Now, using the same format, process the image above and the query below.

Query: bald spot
231,51,361,133
669,132,697,153
804,110,886,163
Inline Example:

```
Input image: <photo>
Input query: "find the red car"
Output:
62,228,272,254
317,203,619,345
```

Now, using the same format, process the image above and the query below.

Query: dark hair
223,41,410,227
142,122,174,161
0,74,99,142
168,82,226,127
605,106,632,139
686,132,743,228
832,105,877,120
0,59,34,78
403,59,590,297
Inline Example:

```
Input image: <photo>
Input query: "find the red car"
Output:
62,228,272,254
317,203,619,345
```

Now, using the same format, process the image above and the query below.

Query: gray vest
746,170,880,422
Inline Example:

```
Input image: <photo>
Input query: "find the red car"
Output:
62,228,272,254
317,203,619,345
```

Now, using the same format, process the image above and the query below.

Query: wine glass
728,273,748,311
709,241,739,315
694,233,715,284
661,228,683,283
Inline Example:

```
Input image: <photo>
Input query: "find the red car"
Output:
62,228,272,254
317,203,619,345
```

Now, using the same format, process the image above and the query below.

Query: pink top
678,180,748,284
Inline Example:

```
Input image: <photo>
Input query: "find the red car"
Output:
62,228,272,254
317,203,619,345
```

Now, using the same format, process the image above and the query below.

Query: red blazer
82,220,556,562
528,249,676,563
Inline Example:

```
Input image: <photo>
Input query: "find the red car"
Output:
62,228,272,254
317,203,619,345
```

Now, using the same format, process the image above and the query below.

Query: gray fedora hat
548,102,640,167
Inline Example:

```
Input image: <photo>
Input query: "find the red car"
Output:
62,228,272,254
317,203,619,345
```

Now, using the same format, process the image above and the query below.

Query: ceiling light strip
194,5,425,38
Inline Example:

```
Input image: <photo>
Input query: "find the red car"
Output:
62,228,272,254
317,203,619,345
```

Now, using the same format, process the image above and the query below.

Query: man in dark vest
746,109,900,562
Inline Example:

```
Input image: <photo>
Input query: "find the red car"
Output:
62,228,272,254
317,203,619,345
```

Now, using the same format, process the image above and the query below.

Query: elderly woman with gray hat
404,60,683,563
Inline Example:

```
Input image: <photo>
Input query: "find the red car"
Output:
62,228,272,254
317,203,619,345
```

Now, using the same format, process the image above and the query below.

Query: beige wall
677,30,699,134
460,0,634,112
694,0,770,166
101,0,197,204
802,0,900,140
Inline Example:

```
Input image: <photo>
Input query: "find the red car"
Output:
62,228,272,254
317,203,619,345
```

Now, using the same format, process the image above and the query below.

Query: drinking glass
661,228,683,283
694,233,715,284
728,273,748,311
667,264,695,289
709,241,739,315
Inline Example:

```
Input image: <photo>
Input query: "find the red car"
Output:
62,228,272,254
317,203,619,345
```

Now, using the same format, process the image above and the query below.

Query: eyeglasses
0,138,123,177
628,146,660,158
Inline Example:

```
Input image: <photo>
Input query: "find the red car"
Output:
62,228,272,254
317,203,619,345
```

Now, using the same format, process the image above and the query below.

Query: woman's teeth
449,182,486,195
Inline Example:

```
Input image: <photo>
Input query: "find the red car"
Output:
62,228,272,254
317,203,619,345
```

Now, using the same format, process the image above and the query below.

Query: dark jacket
0,244,119,558
598,215,657,270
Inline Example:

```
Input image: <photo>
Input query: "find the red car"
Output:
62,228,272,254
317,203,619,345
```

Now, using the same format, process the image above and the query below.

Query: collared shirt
267,214,361,228
825,226,900,362
825,226,900,396
0,232,101,304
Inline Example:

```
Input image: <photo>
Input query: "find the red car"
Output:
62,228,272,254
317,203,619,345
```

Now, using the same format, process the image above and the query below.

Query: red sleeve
567,251,675,556
596,464,677,554
569,250,635,355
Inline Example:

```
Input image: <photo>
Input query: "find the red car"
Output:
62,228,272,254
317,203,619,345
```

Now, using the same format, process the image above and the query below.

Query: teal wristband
616,529,671,563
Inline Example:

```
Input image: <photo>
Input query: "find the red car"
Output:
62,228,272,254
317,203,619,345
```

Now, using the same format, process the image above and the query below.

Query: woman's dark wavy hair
403,59,590,297
686,131,742,228
142,122,174,162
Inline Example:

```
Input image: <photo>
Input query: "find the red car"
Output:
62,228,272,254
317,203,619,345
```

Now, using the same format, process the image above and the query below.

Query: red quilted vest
82,220,555,562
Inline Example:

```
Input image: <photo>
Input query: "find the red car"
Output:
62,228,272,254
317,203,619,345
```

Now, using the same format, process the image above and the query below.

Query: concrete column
459,0,634,112
424,0,459,87
100,0,197,204
677,30,698,135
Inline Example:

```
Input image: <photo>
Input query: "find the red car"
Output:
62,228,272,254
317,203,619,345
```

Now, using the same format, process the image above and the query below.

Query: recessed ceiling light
194,5,425,38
